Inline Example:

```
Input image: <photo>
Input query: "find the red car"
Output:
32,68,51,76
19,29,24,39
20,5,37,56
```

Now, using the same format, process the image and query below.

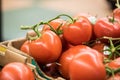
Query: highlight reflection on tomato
29,30,62,64
59,45,105,80
69,46,106,80
94,17,120,38
63,16,92,45
0,62,35,80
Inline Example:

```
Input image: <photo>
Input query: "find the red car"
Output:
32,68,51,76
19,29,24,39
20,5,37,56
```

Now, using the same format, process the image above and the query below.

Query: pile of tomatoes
19,5,120,80
1,2,120,80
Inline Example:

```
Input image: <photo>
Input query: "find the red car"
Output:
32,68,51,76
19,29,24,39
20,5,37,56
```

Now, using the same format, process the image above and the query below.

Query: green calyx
102,36,120,60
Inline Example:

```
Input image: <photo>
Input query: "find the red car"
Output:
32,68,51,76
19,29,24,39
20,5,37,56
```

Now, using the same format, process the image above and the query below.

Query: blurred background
1,0,113,41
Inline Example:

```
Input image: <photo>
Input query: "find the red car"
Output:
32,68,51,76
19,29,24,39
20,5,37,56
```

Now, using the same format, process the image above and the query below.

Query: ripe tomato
63,16,92,45
59,45,83,79
69,47,106,80
94,17,120,38
29,30,62,64
92,41,105,53
59,45,104,79
20,40,30,55
42,19,72,52
73,13,97,40
0,62,35,80
108,57,120,70
92,41,111,58
112,0,120,21
42,19,66,32
113,8,120,20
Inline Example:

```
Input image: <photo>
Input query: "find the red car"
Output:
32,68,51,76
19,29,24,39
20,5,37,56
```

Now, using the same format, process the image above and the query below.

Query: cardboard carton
0,38,65,80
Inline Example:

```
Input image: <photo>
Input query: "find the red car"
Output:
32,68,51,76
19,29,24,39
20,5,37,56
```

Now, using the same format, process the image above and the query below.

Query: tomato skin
0,62,35,80
29,30,62,64
94,17,120,38
59,45,104,79
42,19,66,31
113,8,120,20
108,57,120,70
63,16,92,45
20,40,30,55
43,19,69,51
69,47,106,80
92,42,105,53
59,45,83,79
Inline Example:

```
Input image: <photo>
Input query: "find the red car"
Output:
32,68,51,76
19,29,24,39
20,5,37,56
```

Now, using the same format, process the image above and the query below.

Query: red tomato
59,45,104,79
92,41,105,53
69,46,106,80
94,17,120,38
0,62,35,80
42,19,66,32
42,19,72,52
113,8,120,20
73,13,97,40
63,16,92,45
20,40,30,55
29,30,62,64
108,57,120,70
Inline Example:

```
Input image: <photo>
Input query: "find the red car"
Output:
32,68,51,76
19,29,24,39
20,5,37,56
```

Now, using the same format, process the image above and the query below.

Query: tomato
0,62,35,80
41,62,60,78
69,46,106,80
92,41,105,53
29,30,62,64
59,45,83,79
92,41,111,57
42,19,66,32
63,16,92,45
112,0,120,20
59,45,104,79
108,57,120,70
20,40,30,55
113,8,120,20
42,19,72,52
94,17,120,38
73,13,97,40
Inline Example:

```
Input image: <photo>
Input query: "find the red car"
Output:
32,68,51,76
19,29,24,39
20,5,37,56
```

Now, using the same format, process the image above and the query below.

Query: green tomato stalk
21,14,75,40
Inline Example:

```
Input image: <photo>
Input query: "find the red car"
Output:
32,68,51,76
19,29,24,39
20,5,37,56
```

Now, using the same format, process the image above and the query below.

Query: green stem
21,21,45,40
114,68,120,73
116,0,120,8
109,39,116,53
106,66,115,77
33,23,41,37
108,14,115,23
104,58,111,64
21,14,74,39
48,14,75,23
45,23,58,34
